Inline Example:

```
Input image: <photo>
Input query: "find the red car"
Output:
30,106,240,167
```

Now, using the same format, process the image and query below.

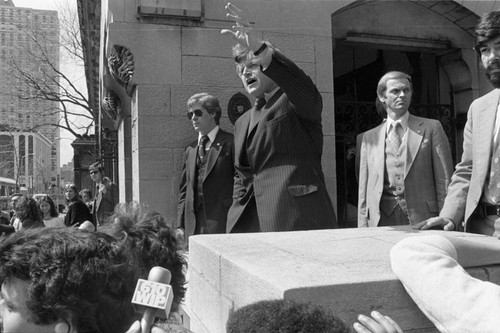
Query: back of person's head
0,227,139,333
474,10,500,54
15,195,42,224
101,202,187,311
79,188,92,201
226,299,350,333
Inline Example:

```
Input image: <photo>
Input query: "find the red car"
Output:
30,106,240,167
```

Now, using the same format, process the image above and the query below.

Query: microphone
131,266,174,333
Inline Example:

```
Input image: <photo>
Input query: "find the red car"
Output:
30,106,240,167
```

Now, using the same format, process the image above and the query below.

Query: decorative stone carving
102,89,122,129
107,45,136,96
227,92,251,125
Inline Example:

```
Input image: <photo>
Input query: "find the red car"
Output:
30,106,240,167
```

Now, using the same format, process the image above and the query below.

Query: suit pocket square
287,184,318,197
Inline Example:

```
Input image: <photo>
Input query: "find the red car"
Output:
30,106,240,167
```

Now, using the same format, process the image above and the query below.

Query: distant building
0,128,52,194
60,160,74,186
0,1,60,190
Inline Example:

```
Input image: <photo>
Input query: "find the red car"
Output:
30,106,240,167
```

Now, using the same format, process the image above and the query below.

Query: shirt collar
198,125,219,145
386,111,409,134
264,86,280,102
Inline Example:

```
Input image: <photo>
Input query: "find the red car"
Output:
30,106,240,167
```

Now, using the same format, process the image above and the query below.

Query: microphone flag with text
131,266,174,332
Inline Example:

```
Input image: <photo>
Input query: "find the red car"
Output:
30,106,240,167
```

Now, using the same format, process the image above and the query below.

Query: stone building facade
80,0,500,226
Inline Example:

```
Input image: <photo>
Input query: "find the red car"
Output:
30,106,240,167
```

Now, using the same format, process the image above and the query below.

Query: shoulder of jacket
471,89,499,108
102,177,116,188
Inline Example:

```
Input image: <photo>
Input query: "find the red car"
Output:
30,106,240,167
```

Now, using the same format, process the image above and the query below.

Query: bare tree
3,2,94,138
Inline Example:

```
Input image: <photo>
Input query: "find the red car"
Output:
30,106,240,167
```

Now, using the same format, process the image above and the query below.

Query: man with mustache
418,10,500,235
221,3,336,232
358,71,453,227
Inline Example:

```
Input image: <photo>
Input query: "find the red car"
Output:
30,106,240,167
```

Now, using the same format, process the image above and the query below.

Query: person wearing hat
89,162,119,226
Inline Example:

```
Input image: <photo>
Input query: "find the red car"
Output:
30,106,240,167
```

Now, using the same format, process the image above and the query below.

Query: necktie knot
254,98,266,111
200,135,209,146
199,135,209,160
389,122,402,152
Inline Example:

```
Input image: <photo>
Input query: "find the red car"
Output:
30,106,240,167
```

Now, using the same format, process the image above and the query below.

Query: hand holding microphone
131,266,174,333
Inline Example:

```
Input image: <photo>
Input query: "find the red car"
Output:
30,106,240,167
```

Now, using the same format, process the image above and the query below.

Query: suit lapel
204,131,225,180
476,90,500,181
372,122,386,183
235,113,251,162
405,115,424,178
187,146,197,182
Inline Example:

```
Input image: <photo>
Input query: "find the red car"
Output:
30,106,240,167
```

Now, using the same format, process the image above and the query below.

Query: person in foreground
418,10,500,234
226,299,403,333
221,2,336,232
0,202,187,333
391,234,500,332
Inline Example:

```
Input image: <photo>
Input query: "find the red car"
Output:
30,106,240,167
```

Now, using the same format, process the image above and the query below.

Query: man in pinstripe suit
221,3,337,233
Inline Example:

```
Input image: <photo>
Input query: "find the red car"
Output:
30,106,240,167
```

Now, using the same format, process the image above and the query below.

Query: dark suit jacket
65,200,94,227
358,114,454,227
92,177,118,225
176,129,234,238
227,50,337,233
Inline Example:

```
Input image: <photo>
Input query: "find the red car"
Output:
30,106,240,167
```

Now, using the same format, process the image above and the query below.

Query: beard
485,59,500,88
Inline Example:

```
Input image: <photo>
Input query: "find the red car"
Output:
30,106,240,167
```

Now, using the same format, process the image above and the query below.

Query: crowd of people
3,1,500,332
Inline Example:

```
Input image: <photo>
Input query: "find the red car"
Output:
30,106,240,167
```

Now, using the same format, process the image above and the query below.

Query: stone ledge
186,227,500,333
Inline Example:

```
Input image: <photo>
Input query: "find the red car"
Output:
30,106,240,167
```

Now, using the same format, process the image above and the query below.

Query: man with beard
416,10,500,235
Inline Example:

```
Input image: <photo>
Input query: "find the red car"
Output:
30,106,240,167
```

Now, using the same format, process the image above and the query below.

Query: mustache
486,59,500,71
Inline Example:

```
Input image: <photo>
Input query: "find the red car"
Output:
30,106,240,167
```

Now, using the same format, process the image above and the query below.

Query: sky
12,0,87,167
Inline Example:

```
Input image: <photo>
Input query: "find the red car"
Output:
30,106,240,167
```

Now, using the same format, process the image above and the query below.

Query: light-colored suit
358,113,454,227
440,89,500,231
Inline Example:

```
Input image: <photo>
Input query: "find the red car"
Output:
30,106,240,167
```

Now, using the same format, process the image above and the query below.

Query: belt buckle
497,205,500,217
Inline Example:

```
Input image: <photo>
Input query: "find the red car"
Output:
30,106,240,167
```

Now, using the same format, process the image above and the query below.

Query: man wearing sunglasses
176,93,234,248
89,161,119,226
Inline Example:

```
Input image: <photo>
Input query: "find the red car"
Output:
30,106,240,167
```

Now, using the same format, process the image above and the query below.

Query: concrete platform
185,227,500,333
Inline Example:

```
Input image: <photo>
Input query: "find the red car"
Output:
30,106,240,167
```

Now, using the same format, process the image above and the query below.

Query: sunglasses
187,109,204,120
90,170,99,175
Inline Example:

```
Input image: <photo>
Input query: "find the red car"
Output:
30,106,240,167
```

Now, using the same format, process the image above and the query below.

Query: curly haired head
474,10,500,54
101,202,187,311
15,195,42,224
0,227,139,333
226,299,350,333
0,203,187,332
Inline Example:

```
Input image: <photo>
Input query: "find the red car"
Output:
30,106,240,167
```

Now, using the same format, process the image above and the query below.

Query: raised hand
220,2,261,51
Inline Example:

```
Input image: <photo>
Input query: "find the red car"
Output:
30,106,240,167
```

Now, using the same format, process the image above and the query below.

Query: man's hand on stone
353,311,403,333
413,217,455,231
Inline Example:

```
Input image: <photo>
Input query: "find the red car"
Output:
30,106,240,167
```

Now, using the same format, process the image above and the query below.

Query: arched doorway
332,0,479,227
